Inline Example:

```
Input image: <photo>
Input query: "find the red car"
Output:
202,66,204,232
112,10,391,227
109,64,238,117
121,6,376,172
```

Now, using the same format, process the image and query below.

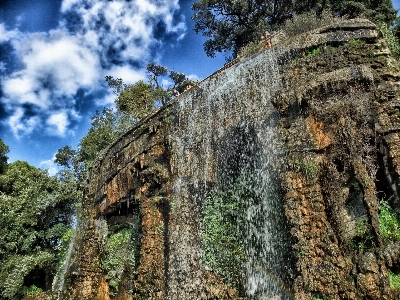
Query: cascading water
169,47,295,298
52,229,76,292
243,126,294,299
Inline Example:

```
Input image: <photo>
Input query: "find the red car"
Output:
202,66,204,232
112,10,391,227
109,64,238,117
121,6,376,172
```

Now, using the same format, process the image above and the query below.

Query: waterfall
52,229,76,292
169,48,294,298
243,125,293,299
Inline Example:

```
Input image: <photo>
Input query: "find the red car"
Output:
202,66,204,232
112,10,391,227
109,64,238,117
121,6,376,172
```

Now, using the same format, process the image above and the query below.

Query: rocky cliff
35,18,400,299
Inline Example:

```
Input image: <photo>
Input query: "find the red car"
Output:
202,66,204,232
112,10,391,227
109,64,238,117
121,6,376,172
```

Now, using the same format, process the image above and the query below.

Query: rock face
49,18,400,299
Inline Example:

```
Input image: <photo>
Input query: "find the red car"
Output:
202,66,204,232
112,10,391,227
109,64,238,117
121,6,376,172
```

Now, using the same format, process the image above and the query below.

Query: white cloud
0,0,187,139
0,23,18,42
161,78,173,88
8,107,40,138
39,159,60,176
60,0,186,63
46,111,69,137
60,0,79,12
98,91,118,106
187,74,201,82
108,65,146,84
13,30,100,94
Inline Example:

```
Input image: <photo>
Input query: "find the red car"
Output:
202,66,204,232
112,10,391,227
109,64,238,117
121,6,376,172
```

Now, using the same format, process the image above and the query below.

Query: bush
24,285,43,296
282,10,337,38
377,22,400,59
388,269,400,291
238,41,264,59
378,200,400,241
101,222,140,295
201,173,251,289
1,252,53,299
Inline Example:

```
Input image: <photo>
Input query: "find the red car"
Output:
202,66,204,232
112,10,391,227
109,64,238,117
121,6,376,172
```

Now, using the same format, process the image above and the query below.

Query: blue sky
0,0,226,174
0,0,399,174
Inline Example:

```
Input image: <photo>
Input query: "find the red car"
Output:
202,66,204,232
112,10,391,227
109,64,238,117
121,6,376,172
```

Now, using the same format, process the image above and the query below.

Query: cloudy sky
0,0,226,174
0,0,399,175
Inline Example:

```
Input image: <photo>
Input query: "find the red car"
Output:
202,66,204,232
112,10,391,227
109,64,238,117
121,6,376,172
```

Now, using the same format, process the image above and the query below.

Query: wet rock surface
37,18,400,299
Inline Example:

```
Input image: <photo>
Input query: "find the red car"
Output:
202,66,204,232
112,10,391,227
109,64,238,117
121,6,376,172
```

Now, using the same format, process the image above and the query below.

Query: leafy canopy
57,62,195,183
192,0,292,58
0,158,78,299
192,0,396,58
0,139,9,174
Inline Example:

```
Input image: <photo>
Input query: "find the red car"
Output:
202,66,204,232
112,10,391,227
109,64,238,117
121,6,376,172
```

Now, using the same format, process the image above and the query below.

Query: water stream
52,229,77,292
170,48,294,298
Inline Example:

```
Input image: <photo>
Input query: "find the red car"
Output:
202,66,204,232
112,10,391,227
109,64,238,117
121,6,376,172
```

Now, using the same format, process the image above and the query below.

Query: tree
169,70,187,88
114,80,156,118
62,62,191,183
55,108,135,182
146,62,168,89
328,0,396,24
192,0,292,58
192,0,396,58
0,139,9,174
78,108,134,169
107,62,192,115
0,161,77,299
54,145,76,170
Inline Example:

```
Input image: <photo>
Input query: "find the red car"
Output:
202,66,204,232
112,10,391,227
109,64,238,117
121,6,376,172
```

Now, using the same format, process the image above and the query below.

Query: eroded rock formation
33,18,400,300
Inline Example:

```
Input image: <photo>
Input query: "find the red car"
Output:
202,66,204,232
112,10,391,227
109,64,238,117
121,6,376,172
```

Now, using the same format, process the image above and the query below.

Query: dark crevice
156,198,170,296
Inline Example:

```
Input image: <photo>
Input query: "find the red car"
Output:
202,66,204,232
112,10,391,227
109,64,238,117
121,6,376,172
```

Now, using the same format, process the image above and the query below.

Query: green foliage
351,180,361,192
115,80,156,119
24,284,43,296
379,200,400,242
107,62,190,113
55,228,75,272
54,145,77,169
0,161,77,299
291,158,319,180
307,47,321,57
282,9,337,38
201,173,250,288
351,218,374,252
377,22,400,59
297,250,305,257
192,0,395,58
0,139,9,174
238,41,264,59
146,62,167,90
73,108,134,176
293,0,395,24
355,219,369,236
101,223,140,295
333,0,395,24
57,62,191,183
192,0,292,58
169,70,186,88
347,38,363,49
1,251,53,299
388,269,400,291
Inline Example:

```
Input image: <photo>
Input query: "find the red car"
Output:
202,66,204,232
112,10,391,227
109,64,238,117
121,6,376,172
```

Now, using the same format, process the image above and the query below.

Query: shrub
101,222,140,295
377,22,400,59
282,10,337,38
1,252,53,299
24,285,43,296
351,218,374,252
388,269,400,291
201,173,250,288
238,41,264,59
378,200,400,241
307,47,321,57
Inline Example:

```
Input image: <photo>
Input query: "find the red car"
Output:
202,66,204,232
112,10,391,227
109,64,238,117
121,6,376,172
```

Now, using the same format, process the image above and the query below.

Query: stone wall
49,18,400,300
